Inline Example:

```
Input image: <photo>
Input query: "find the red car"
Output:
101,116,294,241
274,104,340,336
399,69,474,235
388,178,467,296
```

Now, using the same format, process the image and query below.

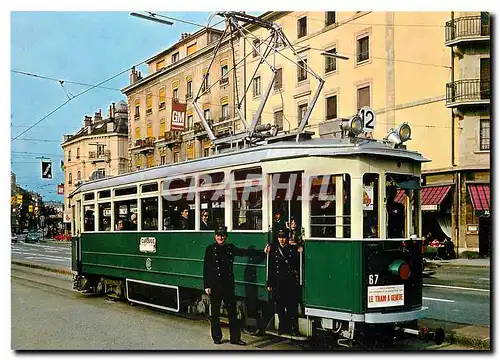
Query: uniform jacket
203,243,261,292
267,243,300,289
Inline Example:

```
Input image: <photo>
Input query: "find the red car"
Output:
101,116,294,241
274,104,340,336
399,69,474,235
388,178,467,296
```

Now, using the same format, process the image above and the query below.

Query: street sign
63,212,72,223
41,160,53,179
57,184,64,195
359,106,376,133
17,194,23,204
11,196,16,205
28,205,33,212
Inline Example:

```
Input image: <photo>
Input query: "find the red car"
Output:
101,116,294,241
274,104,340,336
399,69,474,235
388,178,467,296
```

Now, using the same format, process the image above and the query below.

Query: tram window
84,204,95,232
84,193,95,201
114,199,137,230
141,183,159,193
163,176,195,192
232,185,262,230
141,197,158,231
98,203,111,231
343,174,351,238
272,172,302,231
233,167,262,182
200,189,225,230
386,173,420,239
199,172,225,186
76,200,81,235
98,190,111,199
162,193,195,230
310,175,336,238
363,173,379,238
115,186,137,197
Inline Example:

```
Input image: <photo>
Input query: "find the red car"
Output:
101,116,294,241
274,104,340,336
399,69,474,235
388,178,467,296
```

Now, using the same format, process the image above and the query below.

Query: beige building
241,11,490,255
61,101,129,225
121,27,243,170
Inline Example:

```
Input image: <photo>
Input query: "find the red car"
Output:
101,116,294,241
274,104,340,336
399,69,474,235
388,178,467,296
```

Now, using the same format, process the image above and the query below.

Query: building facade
241,11,490,255
424,11,490,255
122,28,244,171
60,101,129,227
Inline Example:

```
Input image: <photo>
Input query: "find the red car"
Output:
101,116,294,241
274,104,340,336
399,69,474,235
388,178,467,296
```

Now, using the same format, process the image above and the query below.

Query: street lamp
130,12,174,26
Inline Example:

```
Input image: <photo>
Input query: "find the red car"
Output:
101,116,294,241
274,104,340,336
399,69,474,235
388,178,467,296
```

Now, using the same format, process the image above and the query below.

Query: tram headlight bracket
385,122,412,148
340,116,364,137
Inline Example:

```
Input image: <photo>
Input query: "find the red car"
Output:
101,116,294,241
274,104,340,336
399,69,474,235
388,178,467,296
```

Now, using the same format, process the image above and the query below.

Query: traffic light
41,160,52,179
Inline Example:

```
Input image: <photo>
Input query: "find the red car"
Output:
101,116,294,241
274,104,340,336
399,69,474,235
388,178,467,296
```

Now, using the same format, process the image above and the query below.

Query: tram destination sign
140,237,157,253
367,285,404,308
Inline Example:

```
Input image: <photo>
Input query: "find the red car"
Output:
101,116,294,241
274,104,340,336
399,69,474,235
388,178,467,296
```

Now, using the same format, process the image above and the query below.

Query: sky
10,11,225,202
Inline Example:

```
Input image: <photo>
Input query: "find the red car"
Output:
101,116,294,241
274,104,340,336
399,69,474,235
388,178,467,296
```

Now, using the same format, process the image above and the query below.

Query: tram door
270,172,303,241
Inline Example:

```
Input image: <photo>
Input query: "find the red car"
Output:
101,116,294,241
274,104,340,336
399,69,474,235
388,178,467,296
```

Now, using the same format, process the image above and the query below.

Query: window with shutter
480,119,490,150
146,93,153,115
298,104,308,126
156,59,165,71
298,17,307,38
135,127,141,140
159,87,166,109
325,12,336,26
147,123,153,138
252,39,260,57
160,119,166,138
357,86,370,110
326,95,338,120
253,77,261,96
325,48,337,73
274,68,283,90
187,43,197,56
297,59,307,82
274,110,283,130
357,35,369,63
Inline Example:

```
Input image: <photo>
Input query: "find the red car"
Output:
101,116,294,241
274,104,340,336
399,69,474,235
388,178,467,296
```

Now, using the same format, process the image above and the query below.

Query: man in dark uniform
266,229,301,336
386,186,405,238
203,226,256,345
179,206,191,230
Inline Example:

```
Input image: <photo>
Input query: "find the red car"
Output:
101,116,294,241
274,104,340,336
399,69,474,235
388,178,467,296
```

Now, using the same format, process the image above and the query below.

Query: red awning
421,185,452,205
467,184,490,211
395,189,406,204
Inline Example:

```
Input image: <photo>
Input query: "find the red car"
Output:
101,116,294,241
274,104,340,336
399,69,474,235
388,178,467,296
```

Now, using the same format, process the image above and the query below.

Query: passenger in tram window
201,210,212,230
163,214,174,230
272,209,286,242
288,217,304,249
129,213,138,231
179,206,191,230
115,219,124,231
386,186,405,238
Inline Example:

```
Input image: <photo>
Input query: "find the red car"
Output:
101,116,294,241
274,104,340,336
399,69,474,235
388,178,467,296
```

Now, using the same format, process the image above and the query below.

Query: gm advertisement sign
171,101,187,131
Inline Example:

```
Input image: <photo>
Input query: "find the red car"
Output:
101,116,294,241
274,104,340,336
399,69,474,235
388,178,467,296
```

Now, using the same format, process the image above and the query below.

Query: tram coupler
395,326,445,345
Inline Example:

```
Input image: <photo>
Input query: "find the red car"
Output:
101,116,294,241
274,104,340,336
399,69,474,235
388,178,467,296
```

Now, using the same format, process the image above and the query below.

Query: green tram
70,132,444,347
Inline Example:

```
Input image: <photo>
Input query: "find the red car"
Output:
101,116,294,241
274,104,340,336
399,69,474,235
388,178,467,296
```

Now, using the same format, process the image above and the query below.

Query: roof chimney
112,102,116,118
94,109,102,122
84,115,92,127
180,33,191,40
130,66,137,84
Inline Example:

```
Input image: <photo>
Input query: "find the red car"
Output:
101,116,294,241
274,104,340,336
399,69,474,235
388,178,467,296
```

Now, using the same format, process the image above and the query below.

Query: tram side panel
304,240,363,314
76,231,269,300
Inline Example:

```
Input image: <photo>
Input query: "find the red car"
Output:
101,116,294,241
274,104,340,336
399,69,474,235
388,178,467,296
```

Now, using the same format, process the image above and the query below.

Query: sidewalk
427,258,490,268
418,319,490,350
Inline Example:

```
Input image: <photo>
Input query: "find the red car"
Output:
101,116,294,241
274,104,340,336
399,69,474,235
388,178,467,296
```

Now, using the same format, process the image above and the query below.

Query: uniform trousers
274,279,300,332
210,288,241,342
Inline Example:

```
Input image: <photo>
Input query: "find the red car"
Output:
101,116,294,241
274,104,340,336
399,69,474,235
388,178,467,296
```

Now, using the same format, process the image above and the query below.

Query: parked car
25,231,40,243
11,233,18,243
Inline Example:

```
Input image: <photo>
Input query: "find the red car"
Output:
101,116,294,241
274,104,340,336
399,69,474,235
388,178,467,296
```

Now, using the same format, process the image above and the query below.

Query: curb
12,260,73,276
437,263,490,269
444,331,490,350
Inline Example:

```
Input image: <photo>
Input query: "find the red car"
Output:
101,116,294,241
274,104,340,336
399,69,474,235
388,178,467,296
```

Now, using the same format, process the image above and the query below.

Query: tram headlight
385,122,412,147
340,115,364,136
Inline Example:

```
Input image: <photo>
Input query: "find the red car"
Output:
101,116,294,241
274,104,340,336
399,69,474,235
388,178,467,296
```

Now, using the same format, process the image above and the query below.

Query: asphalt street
11,265,472,350
11,241,490,327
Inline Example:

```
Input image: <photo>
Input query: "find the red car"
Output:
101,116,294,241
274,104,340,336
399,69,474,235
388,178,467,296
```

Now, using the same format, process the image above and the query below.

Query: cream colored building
60,101,129,225
121,28,243,170
241,11,490,255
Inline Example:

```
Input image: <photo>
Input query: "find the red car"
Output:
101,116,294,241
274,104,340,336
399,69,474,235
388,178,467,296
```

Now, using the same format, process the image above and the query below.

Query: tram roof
71,138,429,195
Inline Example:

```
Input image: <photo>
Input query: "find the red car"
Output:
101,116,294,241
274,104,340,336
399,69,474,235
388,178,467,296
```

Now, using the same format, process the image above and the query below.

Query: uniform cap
277,229,289,238
215,226,227,236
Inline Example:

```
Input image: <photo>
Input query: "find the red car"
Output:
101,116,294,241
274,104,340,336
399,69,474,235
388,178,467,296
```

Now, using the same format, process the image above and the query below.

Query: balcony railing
445,15,490,44
219,77,229,86
446,78,490,106
135,137,155,148
89,150,111,161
